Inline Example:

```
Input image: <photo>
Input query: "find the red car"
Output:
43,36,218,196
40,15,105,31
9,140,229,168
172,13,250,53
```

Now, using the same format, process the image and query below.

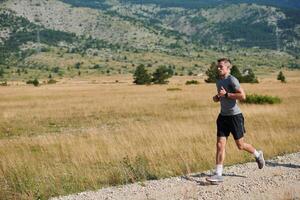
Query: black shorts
217,113,245,140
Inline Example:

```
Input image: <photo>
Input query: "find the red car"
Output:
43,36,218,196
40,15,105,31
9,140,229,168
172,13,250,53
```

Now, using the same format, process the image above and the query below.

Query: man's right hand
213,95,220,102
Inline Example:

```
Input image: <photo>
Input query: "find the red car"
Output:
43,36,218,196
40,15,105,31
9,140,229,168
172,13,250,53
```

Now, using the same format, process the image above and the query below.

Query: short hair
217,58,231,64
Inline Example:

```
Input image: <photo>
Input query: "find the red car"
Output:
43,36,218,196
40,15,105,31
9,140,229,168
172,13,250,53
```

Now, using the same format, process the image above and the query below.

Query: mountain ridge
0,0,299,81
2,0,299,53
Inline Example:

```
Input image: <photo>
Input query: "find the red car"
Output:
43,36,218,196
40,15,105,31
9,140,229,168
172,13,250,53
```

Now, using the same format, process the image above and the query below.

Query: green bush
185,80,199,85
74,62,81,69
51,67,60,73
277,71,286,83
26,78,39,87
241,94,282,104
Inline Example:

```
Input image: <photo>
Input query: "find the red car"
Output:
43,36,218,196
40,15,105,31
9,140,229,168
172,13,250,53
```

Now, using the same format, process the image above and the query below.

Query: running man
206,58,265,183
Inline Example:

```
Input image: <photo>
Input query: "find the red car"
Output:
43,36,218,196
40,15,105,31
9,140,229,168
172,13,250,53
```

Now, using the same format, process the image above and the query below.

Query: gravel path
52,152,300,200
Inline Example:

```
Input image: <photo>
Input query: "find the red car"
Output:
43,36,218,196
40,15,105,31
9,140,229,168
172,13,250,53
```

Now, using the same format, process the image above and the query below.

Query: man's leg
235,137,265,169
216,136,227,166
206,137,226,182
235,137,255,153
216,136,227,176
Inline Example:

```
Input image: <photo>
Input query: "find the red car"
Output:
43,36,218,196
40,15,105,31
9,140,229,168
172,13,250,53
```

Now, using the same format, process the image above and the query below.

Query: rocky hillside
1,0,300,53
0,0,299,81
59,0,300,53
1,0,183,52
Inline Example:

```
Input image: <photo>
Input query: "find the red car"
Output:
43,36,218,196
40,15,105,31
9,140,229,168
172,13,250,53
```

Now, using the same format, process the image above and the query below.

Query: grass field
0,71,300,199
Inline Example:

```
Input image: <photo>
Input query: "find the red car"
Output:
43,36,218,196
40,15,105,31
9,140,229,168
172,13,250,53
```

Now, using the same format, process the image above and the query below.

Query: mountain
60,0,300,9
1,0,182,51
2,0,299,53
120,0,300,9
60,0,300,54
0,0,299,81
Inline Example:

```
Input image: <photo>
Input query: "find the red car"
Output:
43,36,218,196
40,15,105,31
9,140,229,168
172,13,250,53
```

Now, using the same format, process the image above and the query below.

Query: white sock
215,164,223,176
253,150,260,158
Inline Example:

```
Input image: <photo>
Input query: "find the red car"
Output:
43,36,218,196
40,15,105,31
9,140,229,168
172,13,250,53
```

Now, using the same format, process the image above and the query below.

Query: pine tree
133,64,151,85
152,65,173,84
230,65,243,82
205,62,218,83
242,69,258,83
204,63,258,83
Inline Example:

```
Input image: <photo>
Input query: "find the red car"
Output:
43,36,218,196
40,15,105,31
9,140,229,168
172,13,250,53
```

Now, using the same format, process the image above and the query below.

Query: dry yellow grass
0,73,299,199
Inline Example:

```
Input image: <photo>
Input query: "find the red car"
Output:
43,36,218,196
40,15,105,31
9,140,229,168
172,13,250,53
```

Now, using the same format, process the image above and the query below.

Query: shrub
74,62,81,69
93,64,102,69
51,67,60,73
185,80,199,85
26,78,39,87
277,71,286,83
241,94,282,104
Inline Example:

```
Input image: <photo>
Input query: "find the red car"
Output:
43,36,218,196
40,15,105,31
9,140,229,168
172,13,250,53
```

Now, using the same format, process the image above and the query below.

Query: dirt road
52,152,300,200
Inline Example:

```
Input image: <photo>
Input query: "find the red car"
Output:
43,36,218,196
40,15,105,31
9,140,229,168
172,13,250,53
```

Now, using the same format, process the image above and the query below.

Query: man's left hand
219,86,227,97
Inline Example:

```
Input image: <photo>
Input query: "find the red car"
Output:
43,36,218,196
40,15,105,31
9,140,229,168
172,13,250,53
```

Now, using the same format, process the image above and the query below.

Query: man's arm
219,86,246,100
227,87,246,100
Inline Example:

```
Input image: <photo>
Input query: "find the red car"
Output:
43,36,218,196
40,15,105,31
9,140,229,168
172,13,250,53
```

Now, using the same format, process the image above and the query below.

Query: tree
152,65,173,84
230,65,243,82
242,68,258,83
205,62,218,83
32,78,39,87
204,63,258,83
277,71,286,83
133,64,151,85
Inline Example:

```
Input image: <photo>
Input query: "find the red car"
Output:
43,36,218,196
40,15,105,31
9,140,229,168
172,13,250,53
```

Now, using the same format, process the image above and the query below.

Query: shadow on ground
266,161,300,169
181,172,247,186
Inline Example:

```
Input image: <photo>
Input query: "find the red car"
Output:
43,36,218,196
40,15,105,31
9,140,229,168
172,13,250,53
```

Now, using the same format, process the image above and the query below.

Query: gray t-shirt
216,74,242,116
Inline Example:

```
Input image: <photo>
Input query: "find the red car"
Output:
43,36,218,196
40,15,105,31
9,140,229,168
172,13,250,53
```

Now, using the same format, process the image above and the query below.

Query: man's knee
235,137,246,150
237,143,244,150
236,141,245,150
216,139,226,150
